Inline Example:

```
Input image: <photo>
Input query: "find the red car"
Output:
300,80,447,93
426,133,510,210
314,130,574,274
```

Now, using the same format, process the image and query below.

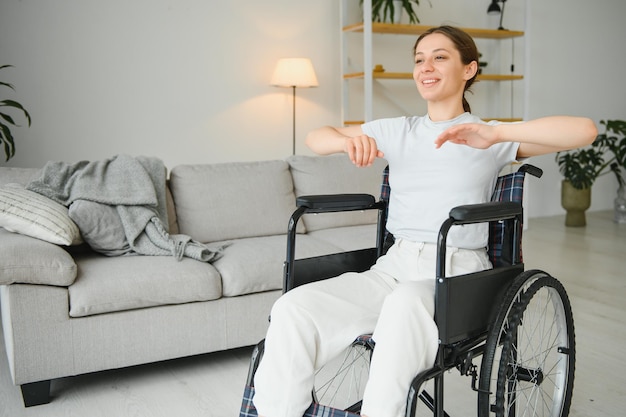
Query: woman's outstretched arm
435,116,598,158
306,125,384,167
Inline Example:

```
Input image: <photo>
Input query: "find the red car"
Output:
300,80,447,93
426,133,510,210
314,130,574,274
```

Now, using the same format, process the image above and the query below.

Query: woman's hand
435,123,498,150
344,134,384,167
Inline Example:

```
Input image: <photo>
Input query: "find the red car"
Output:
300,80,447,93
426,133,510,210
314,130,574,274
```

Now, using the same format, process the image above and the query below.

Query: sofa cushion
0,228,78,286
287,155,388,232
0,184,83,246
69,254,222,317
213,234,345,297
307,224,379,252
0,167,40,186
170,160,302,243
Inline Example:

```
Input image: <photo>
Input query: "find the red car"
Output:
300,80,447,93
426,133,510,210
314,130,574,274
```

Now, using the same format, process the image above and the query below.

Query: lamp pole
497,0,506,30
270,58,318,156
291,86,296,155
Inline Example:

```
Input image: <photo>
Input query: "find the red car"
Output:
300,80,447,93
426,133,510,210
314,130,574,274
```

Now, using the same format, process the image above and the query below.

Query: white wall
1,0,625,217
0,0,342,165
523,0,626,217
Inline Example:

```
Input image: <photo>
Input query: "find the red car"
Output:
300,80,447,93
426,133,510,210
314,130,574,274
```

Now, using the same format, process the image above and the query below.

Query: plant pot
615,185,626,224
561,180,591,227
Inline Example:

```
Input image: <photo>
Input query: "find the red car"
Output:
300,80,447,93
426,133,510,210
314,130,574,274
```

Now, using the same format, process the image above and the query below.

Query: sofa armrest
0,228,77,286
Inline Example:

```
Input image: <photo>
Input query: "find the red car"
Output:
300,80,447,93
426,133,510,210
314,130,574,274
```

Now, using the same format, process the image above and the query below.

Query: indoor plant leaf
0,65,31,161
360,0,428,24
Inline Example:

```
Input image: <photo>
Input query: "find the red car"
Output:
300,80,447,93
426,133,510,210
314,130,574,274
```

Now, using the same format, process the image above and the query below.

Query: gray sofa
0,154,387,407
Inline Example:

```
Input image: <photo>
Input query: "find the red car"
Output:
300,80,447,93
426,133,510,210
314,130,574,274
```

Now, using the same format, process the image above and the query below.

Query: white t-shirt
361,112,520,249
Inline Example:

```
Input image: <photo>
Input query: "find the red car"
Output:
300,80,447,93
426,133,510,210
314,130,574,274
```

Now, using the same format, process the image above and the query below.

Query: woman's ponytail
462,96,471,113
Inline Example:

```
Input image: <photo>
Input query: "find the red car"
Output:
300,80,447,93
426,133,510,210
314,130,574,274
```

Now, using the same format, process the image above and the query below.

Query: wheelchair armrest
285,194,388,290
296,193,377,212
437,201,523,278
449,201,522,225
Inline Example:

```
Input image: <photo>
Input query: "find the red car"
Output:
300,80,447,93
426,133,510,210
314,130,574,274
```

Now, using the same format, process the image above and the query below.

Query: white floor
0,211,624,417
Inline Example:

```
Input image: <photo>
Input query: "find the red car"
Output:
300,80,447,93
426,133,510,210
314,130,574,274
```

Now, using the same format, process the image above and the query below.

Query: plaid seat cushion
240,384,360,417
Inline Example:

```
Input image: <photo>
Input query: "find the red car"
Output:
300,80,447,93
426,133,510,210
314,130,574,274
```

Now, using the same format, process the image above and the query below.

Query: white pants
253,239,491,417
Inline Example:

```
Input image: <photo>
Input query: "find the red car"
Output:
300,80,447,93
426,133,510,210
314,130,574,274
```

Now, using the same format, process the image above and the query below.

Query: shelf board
344,71,412,79
478,74,524,81
343,22,524,39
344,117,523,125
344,72,523,81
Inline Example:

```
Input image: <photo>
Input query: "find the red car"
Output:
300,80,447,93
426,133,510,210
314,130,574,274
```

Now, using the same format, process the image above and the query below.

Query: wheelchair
240,164,576,417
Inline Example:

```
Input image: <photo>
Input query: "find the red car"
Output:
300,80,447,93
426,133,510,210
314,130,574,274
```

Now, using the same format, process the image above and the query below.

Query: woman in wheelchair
252,26,596,417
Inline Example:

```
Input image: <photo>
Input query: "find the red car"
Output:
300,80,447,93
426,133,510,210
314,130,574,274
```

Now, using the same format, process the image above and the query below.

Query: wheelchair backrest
379,164,542,267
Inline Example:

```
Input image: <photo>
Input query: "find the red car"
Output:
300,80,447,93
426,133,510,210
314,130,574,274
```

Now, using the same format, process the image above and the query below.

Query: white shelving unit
340,0,526,125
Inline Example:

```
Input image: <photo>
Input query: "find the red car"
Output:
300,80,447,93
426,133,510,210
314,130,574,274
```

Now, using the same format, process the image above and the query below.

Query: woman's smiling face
413,33,477,106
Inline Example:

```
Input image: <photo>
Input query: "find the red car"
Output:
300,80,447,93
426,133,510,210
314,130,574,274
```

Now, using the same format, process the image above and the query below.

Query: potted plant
555,140,610,227
0,65,31,161
360,0,429,24
593,119,626,223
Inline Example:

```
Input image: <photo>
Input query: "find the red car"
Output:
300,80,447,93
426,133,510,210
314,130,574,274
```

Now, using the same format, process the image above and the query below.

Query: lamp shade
270,58,319,88
487,0,502,14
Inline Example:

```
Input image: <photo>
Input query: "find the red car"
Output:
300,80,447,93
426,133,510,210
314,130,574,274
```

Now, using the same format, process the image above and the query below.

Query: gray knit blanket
26,155,222,262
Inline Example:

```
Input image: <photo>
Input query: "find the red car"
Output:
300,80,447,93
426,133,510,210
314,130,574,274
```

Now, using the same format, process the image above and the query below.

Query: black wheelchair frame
241,164,576,417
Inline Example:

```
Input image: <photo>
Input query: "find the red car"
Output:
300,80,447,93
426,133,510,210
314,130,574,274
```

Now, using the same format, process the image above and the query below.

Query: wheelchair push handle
518,164,543,178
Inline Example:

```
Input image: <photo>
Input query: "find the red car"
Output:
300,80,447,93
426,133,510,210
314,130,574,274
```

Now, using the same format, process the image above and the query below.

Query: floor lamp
270,58,319,155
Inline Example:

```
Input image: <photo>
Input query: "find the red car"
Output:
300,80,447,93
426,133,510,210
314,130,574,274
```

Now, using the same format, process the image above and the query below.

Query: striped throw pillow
0,184,82,246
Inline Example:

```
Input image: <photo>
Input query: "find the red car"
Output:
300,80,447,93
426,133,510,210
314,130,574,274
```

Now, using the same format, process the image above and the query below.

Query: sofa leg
20,380,51,407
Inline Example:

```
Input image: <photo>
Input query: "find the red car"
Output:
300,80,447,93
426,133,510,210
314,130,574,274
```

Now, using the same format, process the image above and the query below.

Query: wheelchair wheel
478,270,576,417
312,335,374,413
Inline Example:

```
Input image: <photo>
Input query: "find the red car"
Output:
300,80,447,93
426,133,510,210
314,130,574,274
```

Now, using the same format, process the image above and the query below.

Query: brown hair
413,26,479,113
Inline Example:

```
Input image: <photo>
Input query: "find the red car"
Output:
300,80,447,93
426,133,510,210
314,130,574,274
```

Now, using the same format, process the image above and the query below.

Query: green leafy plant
592,119,626,187
555,147,606,190
555,119,626,190
360,0,430,24
1,65,31,161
